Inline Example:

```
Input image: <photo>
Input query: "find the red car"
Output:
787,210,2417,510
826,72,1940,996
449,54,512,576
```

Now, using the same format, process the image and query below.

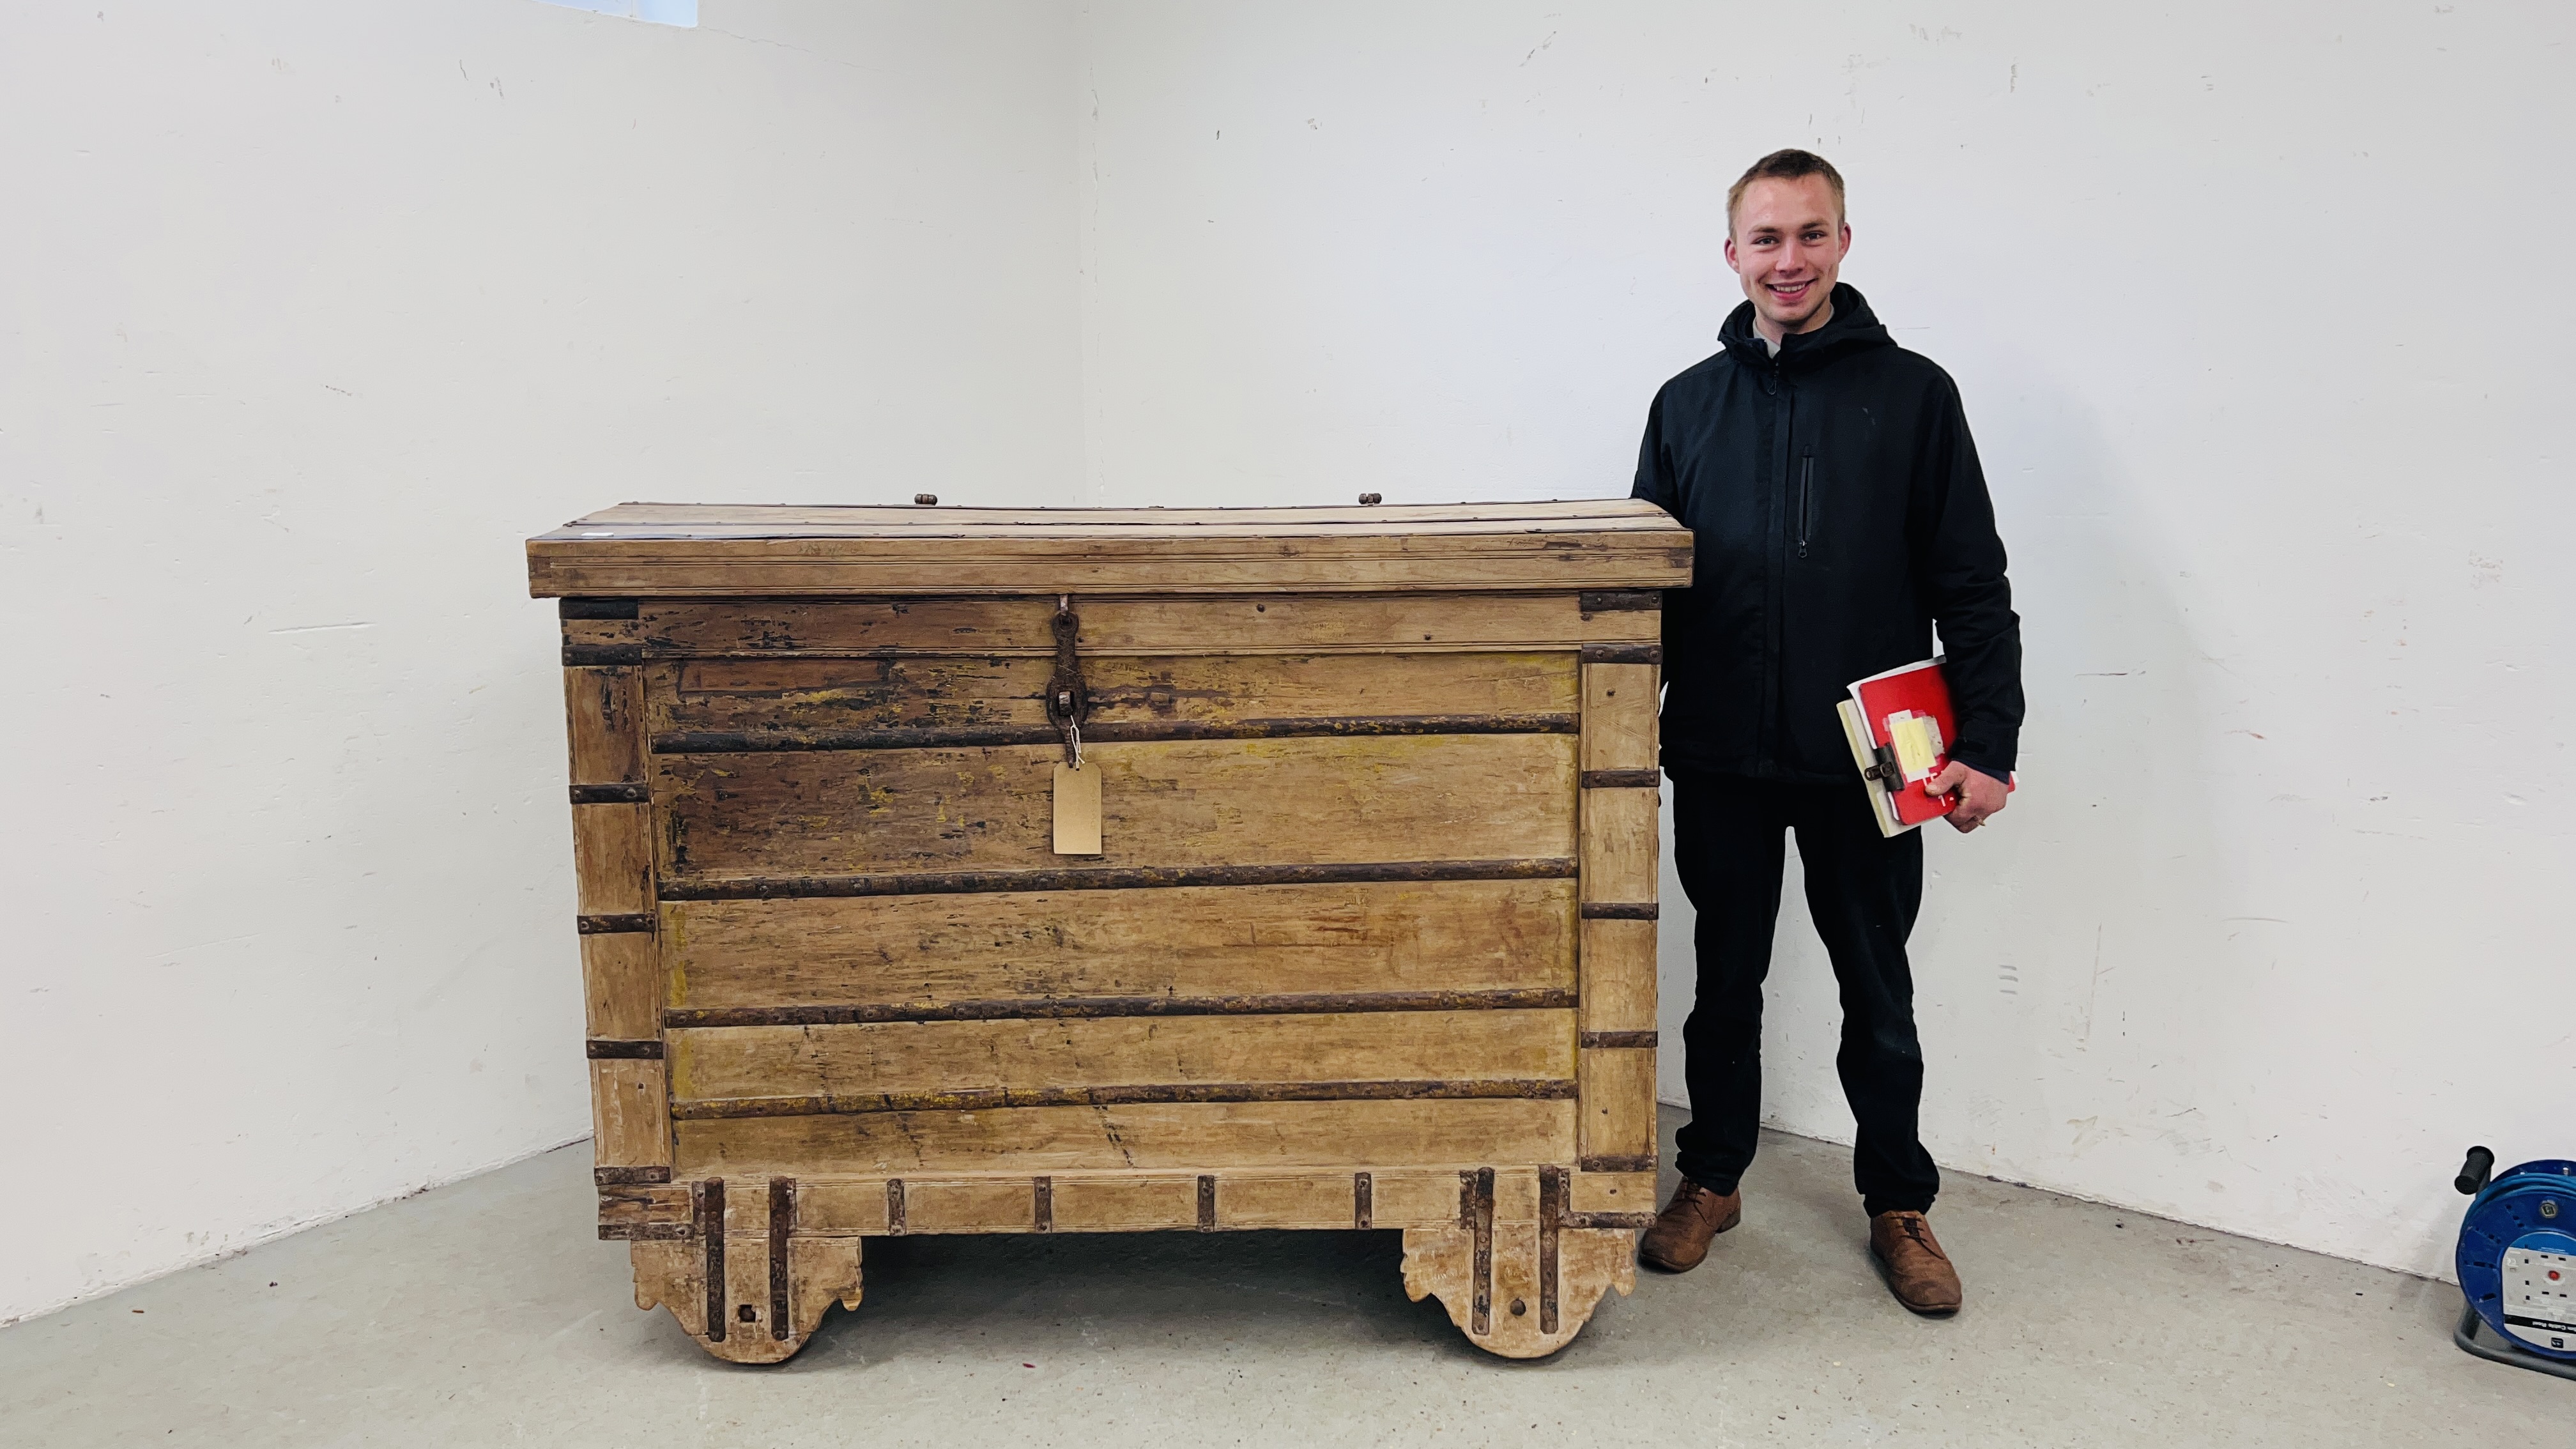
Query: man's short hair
1726,149,1847,231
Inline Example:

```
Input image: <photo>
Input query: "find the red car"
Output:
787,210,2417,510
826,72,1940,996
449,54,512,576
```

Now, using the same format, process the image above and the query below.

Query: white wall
0,0,1080,1324
1075,1,2576,1278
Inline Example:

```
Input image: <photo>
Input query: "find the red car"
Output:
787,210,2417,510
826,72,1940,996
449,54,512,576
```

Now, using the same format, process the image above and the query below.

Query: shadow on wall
1654,364,2269,1230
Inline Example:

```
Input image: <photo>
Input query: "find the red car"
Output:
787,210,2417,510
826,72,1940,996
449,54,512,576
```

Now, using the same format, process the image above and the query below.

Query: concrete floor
4,1108,2563,1446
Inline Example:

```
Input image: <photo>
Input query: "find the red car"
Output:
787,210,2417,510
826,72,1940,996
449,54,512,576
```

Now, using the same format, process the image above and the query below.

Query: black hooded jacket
1632,284,2023,783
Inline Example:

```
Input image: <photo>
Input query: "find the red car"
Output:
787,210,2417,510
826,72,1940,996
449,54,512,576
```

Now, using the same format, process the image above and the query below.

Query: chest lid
528,499,1690,597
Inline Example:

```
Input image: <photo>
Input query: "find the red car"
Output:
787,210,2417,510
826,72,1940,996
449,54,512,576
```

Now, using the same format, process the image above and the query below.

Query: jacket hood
1718,283,1892,373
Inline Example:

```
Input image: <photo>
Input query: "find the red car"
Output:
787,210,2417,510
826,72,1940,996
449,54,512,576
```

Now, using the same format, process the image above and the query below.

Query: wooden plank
544,498,1685,534
793,1181,892,1236
573,802,654,916
1579,663,1659,773
1577,1048,1657,1165
663,880,1575,1013
581,931,659,1041
1569,1171,1656,1217
1577,784,1657,908
647,652,1579,747
637,595,1656,659
672,1100,1576,1177
1050,1176,1200,1232
1578,917,1657,1036
590,1059,671,1175
903,1179,1041,1234
565,666,645,785
1368,1169,1475,1229
530,521,1694,597
657,734,1574,882
668,1011,1574,1107
1217,1174,1363,1229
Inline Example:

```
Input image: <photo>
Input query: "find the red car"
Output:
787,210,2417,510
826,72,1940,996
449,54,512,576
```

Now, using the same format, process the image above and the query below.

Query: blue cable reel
2451,1146,2576,1378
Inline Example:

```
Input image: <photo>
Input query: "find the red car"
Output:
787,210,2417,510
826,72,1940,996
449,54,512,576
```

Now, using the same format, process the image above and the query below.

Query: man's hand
1927,762,2008,832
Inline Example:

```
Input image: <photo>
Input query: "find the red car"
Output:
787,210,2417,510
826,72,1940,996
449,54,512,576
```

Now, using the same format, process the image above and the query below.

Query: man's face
1724,175,1851,335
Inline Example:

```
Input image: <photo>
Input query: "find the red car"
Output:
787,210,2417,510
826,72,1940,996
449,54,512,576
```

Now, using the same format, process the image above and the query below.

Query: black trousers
1668,769,1940,1217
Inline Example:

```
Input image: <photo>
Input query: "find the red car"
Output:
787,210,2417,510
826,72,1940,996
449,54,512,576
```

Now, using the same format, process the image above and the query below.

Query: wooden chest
526,499,1691,1360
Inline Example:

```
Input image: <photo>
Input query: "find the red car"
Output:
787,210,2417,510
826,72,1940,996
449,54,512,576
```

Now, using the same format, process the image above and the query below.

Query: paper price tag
1052,761,1102,855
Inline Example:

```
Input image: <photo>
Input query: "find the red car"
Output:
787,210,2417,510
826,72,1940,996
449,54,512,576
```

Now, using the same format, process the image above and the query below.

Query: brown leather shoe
1637,1181,1742,1272
1869,1211,1962,1315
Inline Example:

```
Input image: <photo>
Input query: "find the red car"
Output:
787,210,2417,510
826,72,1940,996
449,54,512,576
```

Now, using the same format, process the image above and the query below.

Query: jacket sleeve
1630,383,1679,514
1910,374,2023,779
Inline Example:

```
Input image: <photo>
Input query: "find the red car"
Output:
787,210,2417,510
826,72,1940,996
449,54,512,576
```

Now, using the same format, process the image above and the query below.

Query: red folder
1835,658,2014,837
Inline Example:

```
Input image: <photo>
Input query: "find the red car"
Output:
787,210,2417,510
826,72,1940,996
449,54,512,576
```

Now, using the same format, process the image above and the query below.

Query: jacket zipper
1797,452,1814,558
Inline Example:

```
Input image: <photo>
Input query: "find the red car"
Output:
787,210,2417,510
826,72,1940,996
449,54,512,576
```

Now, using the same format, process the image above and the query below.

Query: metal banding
597,1222,693,1242
700,1179,726,1344
657,857,1577,902
1558,1211,1656,1230
559,598,641,620
666,1078,1581,1121
564,644,645,666
1578,1154,1657,1174
595,1165,671,1186
1576,590,1662,614
1469,1167,1496,1335
1578,769,1661,790
578,912,656,935
585,1038,665,1060
1540,1166,1566,1333
1033,1177,1054,1233
653,712,1580,755
768,1177,793,1340
1197,1176,1216,1230
570,782,650,804
1578,901,1659,921
1578,643,1662,665
1579,1031,1659,1050
663,986,1578,1029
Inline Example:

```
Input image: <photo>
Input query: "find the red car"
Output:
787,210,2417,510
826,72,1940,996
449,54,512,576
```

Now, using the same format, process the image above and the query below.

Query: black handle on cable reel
2455,1145,2495,1196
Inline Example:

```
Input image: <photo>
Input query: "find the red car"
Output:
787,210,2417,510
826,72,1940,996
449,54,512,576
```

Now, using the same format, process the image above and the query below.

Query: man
1629,149,2022,1316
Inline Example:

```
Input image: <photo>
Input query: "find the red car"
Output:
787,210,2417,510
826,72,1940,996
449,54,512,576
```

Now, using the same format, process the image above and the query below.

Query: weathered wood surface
1579,917,1657,1036
646,652,1578,748
656,735,1576,882
662,879,1574,1015
668,1009,1575,1110
565,667,645,783
572,802,654,916
528,501,1693,597
590,1060,671,1176
632,594,1657,658
673,1099,1577,1177
580,932,659,1041
1579,663,1659,773
1577,1046,1658,1168
1577,782,1659,909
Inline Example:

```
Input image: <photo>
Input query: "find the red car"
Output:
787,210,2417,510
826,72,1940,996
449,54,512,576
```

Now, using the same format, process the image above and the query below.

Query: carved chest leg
1400,1166,1638,1358
624,1177,864,1365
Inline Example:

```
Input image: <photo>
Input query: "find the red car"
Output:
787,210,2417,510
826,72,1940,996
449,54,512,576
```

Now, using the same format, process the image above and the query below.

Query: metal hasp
2450,1145,2576,1379
1045,594,1088,767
